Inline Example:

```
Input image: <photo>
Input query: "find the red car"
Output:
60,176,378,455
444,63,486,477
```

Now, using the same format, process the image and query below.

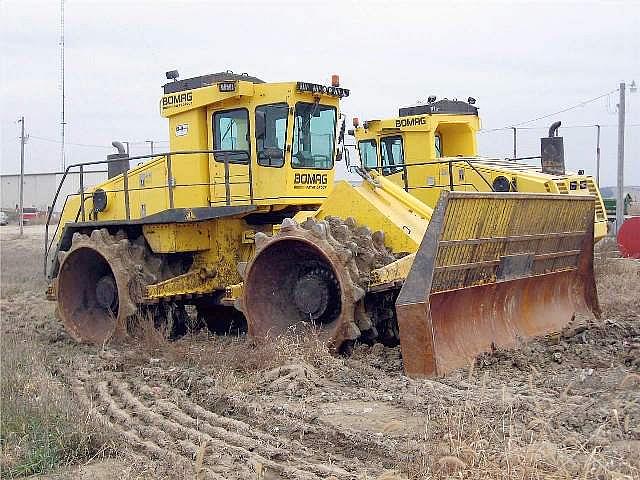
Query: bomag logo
293,173,328,190
162,92,193,110
395,116,427,128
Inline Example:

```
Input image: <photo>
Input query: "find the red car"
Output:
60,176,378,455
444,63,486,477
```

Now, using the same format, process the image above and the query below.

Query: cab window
358,140,378,170
292,102,336,170
380,136,404,175
435,134,442,158
213,108,250,164
256,103,288,167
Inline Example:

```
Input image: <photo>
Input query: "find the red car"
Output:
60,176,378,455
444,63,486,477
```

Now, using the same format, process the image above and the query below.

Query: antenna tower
60,0,66,170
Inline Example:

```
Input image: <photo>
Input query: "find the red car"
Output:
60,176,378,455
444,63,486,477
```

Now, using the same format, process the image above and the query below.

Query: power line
480,89,621,132
479,123,640,133
28,135,169,149
29,135,113,149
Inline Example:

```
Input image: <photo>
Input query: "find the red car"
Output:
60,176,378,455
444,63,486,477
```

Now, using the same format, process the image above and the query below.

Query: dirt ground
1,225,639,479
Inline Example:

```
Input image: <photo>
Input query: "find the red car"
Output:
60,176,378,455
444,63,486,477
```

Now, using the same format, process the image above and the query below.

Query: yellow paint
311,173,431,254
143,223,211,253
353,109,608,241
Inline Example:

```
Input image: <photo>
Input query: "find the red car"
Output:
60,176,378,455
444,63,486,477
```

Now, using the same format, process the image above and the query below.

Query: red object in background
617,217,640,258
20,207,41,223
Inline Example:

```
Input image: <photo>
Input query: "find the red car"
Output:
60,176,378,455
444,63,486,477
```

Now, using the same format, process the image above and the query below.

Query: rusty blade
396,191,599,378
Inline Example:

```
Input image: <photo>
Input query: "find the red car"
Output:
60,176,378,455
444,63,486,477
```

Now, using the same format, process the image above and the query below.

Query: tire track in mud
72,372,360,479
71,377,202,477
157,379,400,467
138,366,403,469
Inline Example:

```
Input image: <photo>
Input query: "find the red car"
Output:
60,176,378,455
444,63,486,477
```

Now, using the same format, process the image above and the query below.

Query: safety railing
44,149,252,275
362,157,499,193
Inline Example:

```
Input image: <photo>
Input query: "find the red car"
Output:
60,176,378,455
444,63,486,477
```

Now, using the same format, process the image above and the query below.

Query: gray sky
1,0,638,187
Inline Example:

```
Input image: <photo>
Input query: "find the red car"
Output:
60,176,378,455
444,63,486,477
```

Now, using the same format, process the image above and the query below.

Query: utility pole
18,117,26,236
616,83,626,234
146,140,154,154
595,124,601,185
511,127,517,160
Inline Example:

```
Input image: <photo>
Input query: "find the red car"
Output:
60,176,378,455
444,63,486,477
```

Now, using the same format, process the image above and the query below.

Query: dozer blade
396,191,600,378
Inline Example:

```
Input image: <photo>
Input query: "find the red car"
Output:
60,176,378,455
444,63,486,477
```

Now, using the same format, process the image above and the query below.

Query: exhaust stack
541,121,565,175
107,141,130,179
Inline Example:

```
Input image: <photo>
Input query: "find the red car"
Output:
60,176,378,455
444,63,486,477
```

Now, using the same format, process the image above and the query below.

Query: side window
358,140,378,170
256,103,288,167
213,109,249,164
434,134,442,158
380,136,404,176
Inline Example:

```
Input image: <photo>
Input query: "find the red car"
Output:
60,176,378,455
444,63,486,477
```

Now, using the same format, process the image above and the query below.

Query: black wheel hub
95,275,118,311
293,265,340,323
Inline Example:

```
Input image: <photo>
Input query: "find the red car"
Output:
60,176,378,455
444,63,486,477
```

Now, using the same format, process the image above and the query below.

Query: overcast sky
1,0,638,187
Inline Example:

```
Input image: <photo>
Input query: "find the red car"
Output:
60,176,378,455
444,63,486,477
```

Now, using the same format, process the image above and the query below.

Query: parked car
0,211,8,226
20,207,42,224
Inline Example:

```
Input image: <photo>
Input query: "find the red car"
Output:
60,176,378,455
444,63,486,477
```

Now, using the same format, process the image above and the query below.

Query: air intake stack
107,141,130,179
540,121,565,175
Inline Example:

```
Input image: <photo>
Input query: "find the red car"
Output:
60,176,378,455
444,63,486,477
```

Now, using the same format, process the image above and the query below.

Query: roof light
427,95,436,103
165,70,179,81
331,74,340,87
468,97,476,105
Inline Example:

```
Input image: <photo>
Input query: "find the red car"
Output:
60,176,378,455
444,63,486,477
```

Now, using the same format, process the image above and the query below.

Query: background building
1,170,107,214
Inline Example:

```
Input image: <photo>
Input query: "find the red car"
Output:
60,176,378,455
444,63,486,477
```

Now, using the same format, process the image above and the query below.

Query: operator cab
353,98,479,180
161,71,348,211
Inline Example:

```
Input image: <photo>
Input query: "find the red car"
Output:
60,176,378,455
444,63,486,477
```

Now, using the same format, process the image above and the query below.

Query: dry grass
402,401,636,479
0,244,45,299
595,254,640,316
209,325,333,373
0,332,114,477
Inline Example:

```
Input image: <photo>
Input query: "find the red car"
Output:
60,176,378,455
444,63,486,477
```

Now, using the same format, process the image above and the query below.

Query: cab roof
163,72,265,94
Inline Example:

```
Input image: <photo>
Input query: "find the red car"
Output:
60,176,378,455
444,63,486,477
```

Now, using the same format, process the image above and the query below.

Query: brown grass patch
0,331,114,477
595,257,640,316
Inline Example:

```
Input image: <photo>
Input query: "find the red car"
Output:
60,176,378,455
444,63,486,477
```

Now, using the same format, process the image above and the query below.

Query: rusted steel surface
56,228,176,344
241,218,365,350
56,229,140,344
397,191,599,378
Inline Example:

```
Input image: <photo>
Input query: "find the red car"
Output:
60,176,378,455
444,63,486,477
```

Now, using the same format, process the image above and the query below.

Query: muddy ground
1,225,639,479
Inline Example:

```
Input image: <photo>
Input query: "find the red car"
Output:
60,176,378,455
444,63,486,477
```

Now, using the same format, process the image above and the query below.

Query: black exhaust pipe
541,121,565,175
107,141,129,179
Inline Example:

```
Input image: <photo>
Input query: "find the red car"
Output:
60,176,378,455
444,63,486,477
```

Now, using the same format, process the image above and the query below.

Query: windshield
292,102,336,169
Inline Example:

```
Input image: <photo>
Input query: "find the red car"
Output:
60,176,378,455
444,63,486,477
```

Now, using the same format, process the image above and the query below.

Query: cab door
210,108,252,206
357,139,378,171
252,103,289,202
380,135,407,190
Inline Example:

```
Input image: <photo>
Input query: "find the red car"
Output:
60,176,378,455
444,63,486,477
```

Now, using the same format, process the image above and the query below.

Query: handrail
365,157,498,192
43,149,250,277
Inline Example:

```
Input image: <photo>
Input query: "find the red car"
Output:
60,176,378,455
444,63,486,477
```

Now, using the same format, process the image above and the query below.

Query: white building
1,171,107,213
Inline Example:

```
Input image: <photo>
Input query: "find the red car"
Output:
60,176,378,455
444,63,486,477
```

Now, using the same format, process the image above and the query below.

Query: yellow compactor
45,72,600,377
351,99,608,241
